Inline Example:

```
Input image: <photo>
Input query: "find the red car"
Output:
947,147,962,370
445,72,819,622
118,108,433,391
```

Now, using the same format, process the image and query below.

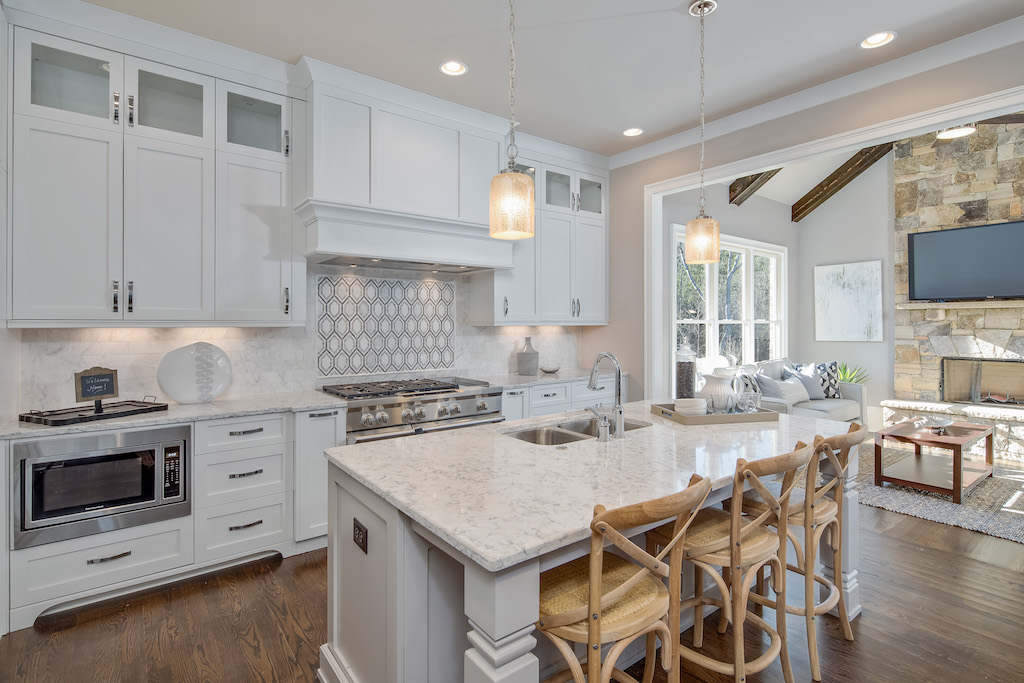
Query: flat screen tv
908,220,1024,301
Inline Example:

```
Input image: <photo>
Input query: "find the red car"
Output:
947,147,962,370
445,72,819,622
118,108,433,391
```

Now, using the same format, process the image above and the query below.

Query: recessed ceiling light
439,61,468,76
623,128,644,137
936,124,977,140
860,31,897,49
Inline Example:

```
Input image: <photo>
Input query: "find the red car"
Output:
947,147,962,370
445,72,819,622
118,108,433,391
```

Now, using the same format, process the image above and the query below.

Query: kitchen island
320,401,862,683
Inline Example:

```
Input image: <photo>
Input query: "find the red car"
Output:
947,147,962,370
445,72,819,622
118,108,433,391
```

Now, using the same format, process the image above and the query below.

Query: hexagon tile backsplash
316,275,456,376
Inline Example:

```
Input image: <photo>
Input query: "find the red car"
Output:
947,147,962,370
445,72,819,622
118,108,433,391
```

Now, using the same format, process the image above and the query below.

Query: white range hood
296,199,514,273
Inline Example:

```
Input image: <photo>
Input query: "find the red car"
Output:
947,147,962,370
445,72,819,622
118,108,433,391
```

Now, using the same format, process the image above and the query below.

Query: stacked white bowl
672,398,707,415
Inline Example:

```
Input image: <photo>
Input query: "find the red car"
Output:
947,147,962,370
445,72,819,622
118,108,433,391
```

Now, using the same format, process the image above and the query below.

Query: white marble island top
325,401,851,573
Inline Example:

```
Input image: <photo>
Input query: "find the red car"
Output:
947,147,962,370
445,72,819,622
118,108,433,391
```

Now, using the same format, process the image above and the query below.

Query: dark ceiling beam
791,143,893,223
729,168,781,206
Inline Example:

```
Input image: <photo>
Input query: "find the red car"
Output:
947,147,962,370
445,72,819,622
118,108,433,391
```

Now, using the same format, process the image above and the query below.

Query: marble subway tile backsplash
17,268,581,411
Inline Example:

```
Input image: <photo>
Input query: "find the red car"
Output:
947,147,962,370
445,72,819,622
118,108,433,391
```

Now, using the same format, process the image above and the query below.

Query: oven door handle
418,414,506,433
347,425,417,445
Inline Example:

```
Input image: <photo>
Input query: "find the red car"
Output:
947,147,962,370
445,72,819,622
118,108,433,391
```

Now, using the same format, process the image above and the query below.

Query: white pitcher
696,373,741,413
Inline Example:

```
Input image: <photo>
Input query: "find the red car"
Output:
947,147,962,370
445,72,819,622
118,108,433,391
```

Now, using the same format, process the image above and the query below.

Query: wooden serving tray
651,403,779,426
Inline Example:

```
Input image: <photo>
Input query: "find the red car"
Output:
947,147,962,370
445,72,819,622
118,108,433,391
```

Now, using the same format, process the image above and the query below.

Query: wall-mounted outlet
353,518,368,554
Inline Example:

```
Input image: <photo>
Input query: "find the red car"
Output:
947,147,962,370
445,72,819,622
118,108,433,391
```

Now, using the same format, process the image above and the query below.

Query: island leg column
463,559,541,682
820,452,861,619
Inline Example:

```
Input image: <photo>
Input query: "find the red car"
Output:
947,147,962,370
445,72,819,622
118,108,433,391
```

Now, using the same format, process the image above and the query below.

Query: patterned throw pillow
798,361,841,398
735,371,762,394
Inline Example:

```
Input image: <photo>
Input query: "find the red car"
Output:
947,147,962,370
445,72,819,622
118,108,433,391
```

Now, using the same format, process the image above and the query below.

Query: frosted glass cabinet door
216,81,290,162
542,164,574,215
124,57,215,147
14,29,124,130
12,116,123,321
215,152,292,321
124,137,215,321
576,171,605,220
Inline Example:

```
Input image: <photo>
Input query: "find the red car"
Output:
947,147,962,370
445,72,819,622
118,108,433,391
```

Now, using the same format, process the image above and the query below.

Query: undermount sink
506,418,651,445
507,426,592,445
557,418,651,437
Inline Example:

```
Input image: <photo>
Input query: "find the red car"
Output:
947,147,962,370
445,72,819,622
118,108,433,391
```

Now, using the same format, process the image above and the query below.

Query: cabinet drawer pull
87,550,131,566
541,392,558,398
127,281,134,313
503,296,509,316
228,468,264,479
127,94,135,127
309,411,338,418
284,287,291,315
591,386,606,391
229,519,264,532
228,427,264,436
506,390,523,396
113,91,120,124
284,130,290,157
112,280,119,313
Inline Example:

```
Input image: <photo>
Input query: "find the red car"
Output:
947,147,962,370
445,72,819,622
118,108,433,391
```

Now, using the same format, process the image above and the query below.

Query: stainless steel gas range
321,377,503,445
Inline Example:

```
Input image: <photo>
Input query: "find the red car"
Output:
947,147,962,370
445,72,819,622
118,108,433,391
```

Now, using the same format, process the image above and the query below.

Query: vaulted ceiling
83,0,1024,156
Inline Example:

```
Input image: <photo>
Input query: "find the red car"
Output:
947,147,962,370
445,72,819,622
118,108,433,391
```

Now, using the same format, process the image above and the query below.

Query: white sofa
738,358,866,423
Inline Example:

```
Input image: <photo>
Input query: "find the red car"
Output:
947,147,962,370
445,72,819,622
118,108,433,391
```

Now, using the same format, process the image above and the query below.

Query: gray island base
319,401,861,683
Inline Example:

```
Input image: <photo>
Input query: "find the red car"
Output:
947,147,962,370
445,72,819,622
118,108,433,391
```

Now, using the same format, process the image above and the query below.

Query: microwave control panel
163,445,181,499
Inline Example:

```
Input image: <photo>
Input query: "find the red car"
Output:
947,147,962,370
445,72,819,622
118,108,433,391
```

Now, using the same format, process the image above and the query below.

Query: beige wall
584,42,1024,400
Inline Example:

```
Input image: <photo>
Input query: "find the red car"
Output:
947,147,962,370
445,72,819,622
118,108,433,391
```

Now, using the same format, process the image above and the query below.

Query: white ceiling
83,0,1024,156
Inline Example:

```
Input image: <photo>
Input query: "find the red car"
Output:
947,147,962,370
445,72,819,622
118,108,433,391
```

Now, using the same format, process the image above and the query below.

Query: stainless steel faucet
588,351,624,439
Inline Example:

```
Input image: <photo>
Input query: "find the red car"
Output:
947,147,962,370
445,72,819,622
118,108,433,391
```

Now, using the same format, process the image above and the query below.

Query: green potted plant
837,362,870,384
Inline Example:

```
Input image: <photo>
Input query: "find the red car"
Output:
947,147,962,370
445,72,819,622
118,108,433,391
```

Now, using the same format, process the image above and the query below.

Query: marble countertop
1,370,625,440
0,391,349,440
325,401,851,573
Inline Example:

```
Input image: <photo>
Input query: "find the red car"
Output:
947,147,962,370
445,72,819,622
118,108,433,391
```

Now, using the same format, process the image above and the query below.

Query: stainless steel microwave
12,425,191,550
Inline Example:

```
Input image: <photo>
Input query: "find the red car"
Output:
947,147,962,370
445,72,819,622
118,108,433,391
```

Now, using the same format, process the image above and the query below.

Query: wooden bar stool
742,422,868,681
649,441,814,683
536,474,712,683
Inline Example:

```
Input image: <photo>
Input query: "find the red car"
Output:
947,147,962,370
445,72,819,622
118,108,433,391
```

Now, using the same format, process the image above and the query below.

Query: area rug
854,442,1024,544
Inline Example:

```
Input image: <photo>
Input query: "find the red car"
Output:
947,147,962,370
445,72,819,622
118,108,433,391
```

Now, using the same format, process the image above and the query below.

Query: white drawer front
195,413,289,452
530,383,569,408
195,443,292,509
571,378,615,402
195,492,292,564
10,517,194,608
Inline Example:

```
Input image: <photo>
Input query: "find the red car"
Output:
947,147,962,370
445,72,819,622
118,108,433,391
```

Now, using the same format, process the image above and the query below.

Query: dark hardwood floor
1,505,1022,682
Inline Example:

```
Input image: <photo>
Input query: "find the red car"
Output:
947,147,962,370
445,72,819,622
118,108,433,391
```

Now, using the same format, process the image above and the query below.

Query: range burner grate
321,378,460,400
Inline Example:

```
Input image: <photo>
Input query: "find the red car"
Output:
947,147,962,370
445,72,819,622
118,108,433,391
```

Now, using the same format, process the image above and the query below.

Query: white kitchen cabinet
11,115,123,321
529,383,572,416
194,491,293,564
14,29,123,131
194,442,291,509
308,87,371,205
123,136,215,320
294,408,344,541
540,163,606,221
217,80,290,162
538,212,608,325
215,152,295,322
467,160,538,325
501,389,527,421
124,57,215,147
569,378,622,412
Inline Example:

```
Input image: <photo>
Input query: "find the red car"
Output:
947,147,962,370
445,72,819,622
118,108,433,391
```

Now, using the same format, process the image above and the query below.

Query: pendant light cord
697,6,707,217
506,0,519,169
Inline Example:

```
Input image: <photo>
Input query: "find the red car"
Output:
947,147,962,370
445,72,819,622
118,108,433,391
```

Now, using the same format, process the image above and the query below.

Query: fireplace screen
941,357,1024,406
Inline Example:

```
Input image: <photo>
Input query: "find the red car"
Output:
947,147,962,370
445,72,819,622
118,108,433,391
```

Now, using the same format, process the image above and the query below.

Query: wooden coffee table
874,421,994,504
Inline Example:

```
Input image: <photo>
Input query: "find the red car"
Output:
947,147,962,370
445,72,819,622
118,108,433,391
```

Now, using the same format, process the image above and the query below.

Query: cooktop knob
414,406,427,420
477,399,488,411
437,404,449,416
450,403,462,415
360,412,377,428
401,408,415,422
375,411,389,425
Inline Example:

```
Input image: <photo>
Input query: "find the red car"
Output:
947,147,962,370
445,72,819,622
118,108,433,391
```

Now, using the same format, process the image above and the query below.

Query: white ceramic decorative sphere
157,342,232,404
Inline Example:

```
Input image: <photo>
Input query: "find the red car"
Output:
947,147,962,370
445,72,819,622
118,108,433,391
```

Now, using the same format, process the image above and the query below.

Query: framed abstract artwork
814,260,883,342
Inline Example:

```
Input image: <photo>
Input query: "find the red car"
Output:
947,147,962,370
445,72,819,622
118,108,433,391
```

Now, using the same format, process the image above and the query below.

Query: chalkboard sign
74,367,119,403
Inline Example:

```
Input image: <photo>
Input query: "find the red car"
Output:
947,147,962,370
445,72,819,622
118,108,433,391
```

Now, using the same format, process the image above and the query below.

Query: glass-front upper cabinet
124,57,215,147
216,81,290,162
14,29,124,130
541,163,605,220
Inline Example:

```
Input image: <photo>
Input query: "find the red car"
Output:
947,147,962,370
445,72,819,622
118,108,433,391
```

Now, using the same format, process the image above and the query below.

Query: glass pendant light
489,0,535,240
684,0,720,265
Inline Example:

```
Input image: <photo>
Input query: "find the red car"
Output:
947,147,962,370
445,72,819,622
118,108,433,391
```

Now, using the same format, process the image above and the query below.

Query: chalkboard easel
74,367,119,414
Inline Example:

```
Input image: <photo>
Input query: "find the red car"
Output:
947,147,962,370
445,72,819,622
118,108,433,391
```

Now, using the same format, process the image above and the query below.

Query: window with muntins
674,231,785,369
